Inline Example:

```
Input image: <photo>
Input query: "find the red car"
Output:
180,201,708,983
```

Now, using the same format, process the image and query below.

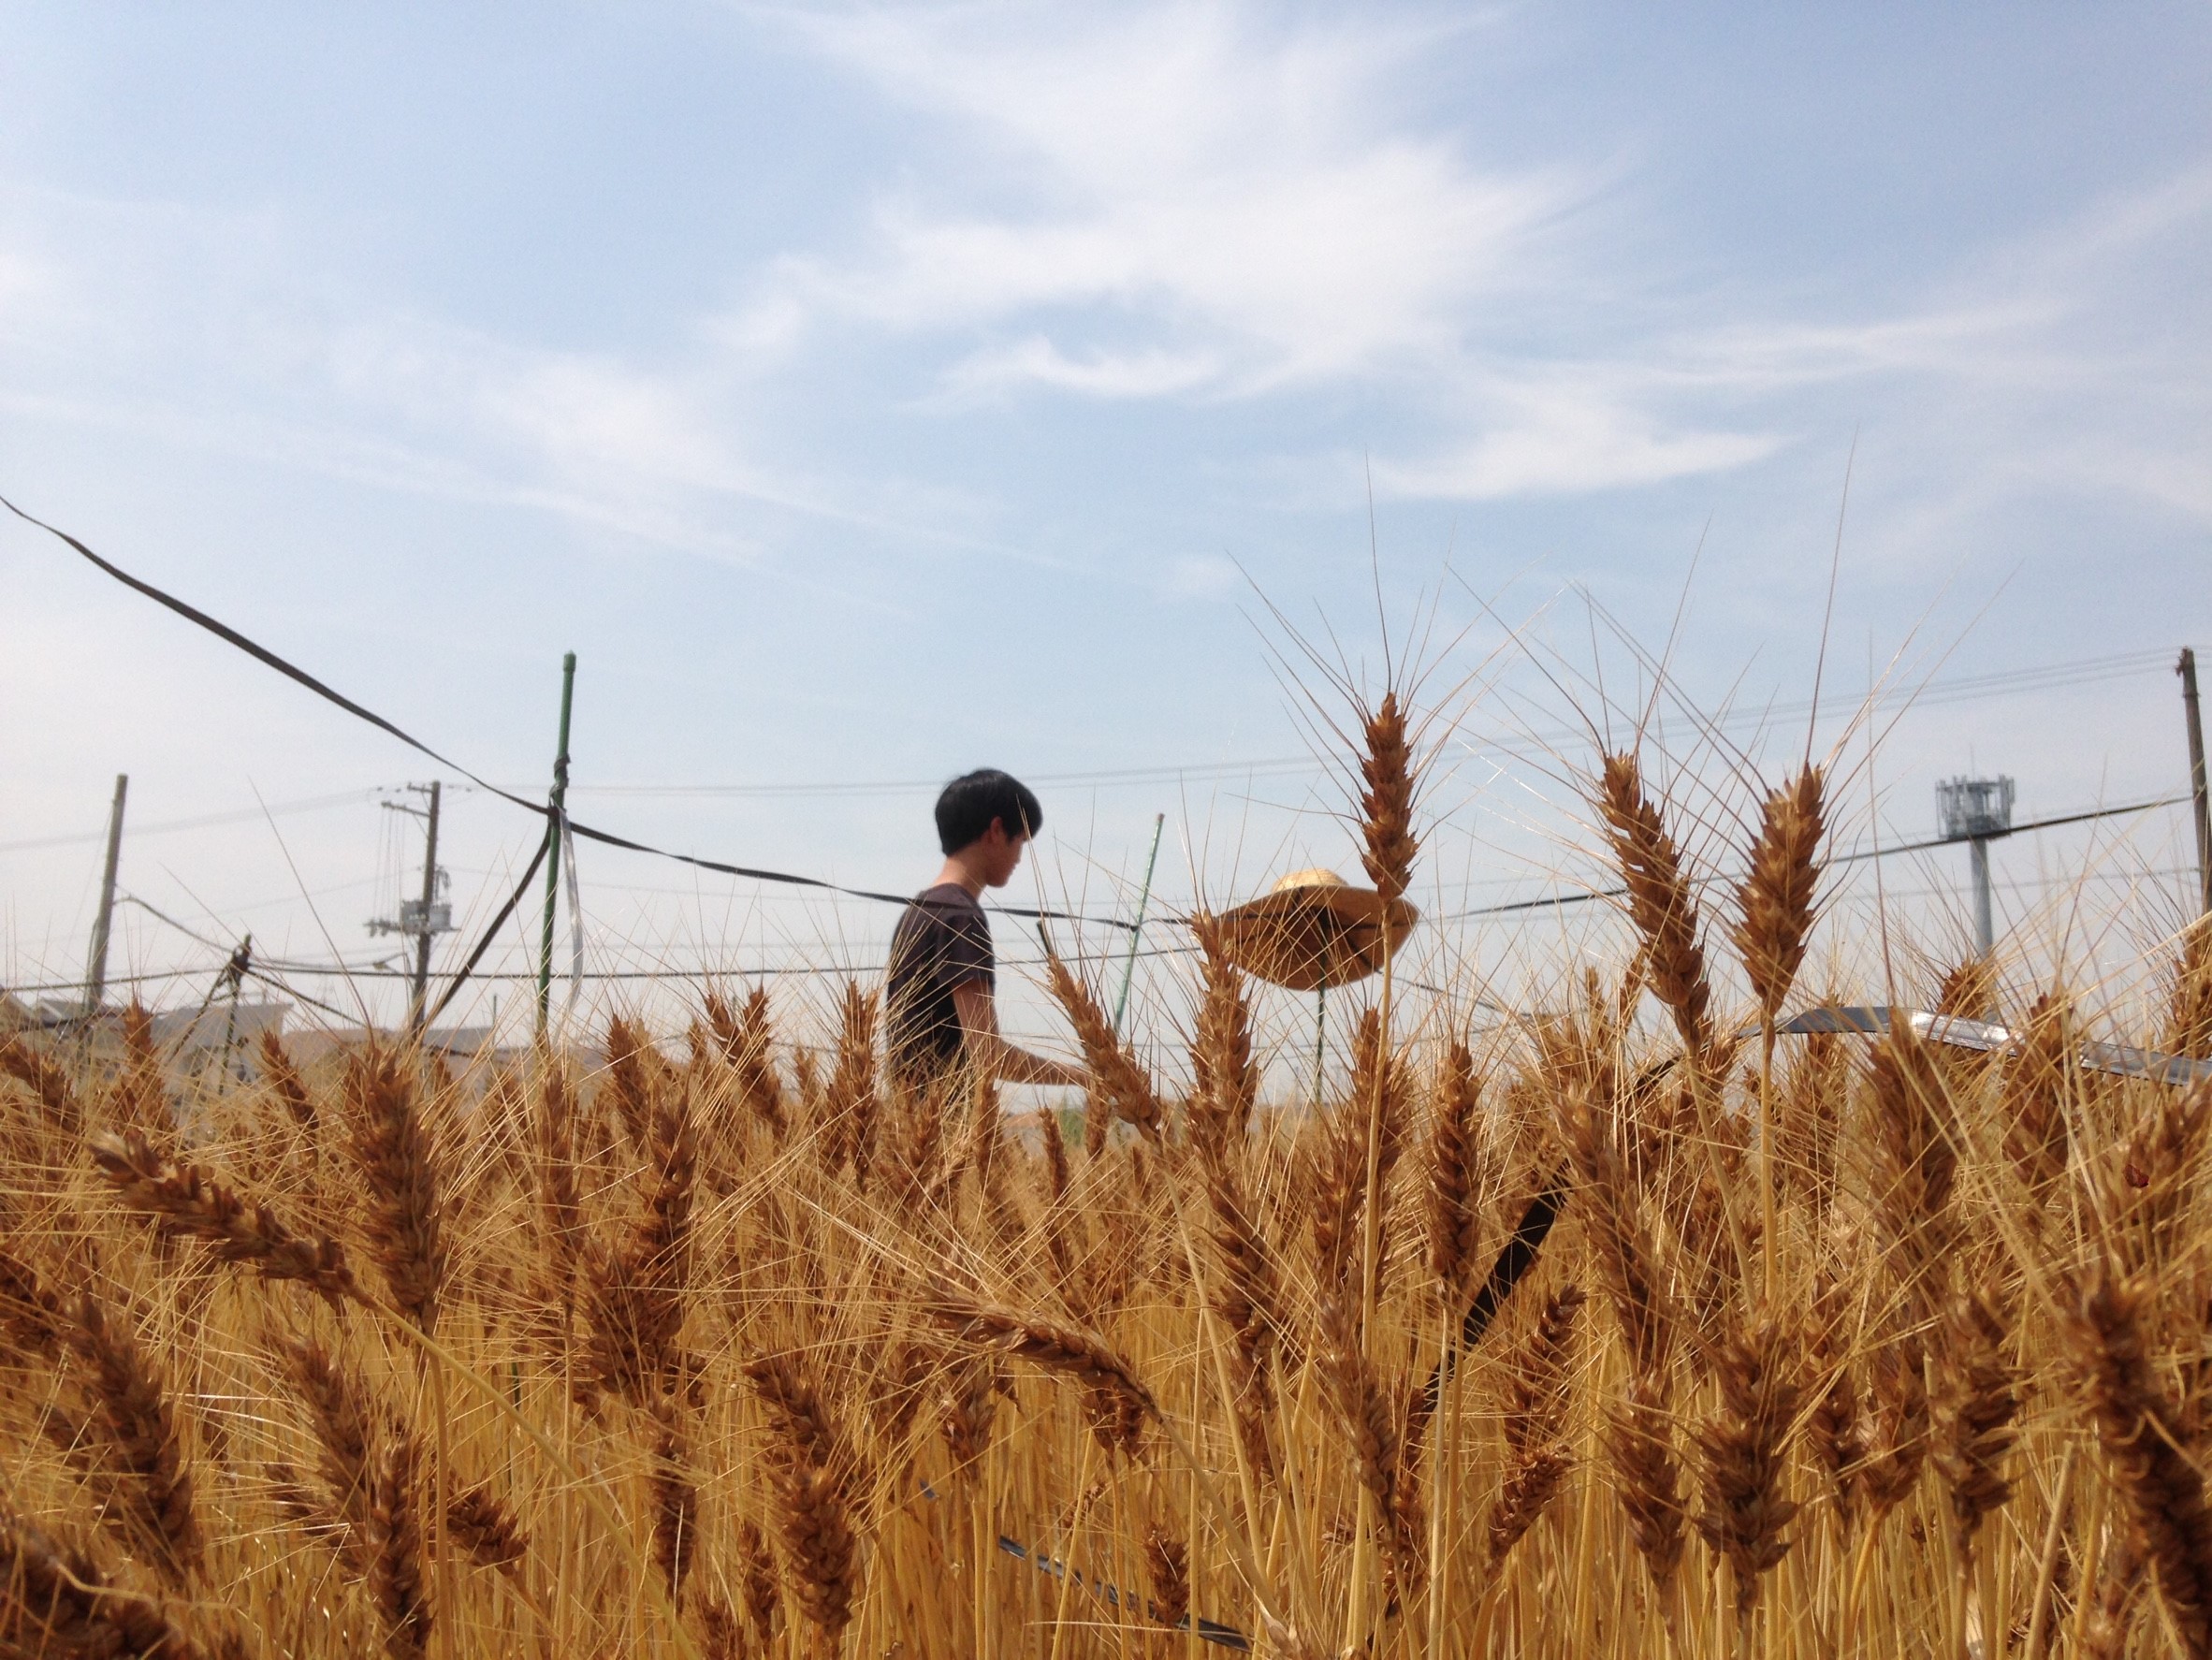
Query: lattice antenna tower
1936,774,2015,957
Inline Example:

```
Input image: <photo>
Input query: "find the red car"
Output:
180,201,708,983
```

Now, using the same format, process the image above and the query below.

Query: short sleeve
940,903,994,993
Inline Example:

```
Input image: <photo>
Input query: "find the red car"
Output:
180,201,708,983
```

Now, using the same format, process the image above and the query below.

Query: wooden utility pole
83,774,128,1016
408,780,444,1030
2183,648,2211,917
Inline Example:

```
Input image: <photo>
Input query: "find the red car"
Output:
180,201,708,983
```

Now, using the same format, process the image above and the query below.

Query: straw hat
1206,868,1419,991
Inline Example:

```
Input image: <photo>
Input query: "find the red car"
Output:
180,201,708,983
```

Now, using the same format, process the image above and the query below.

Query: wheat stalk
1043,950,1163,1145
90,1129,363,1306
344,1047,448,1335
2063,1264,2212,1655
1423,1039,1485,1299
921,1280,1159,1425
0,1034,84,1138
1595,751,1717,1076
61,1287,202,1588
1486,1283,1583,1566
0,1506,202,1659
1693,1307,1801,1617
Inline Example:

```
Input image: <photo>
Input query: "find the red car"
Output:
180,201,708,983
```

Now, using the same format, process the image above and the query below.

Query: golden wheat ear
919,1278,1159,1425
1692,1308,1802,1618
1042,950,1163,1145
1594,750,1718,1078
0,1507,200,1658
2167,918,2212,1057
743,1350,864,1642
1357,689,1420,905
1487,1284,1585,1567
90,1129,364,1307
1732,763,1826,1024
1188,910,1258,1158
56,1286,204,1590
2062,1265,2212,1654
1422,1038,1485,1299
343,1045,448,1335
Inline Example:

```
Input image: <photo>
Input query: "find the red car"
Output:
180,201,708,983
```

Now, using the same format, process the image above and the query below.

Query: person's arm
952,978,1086,1088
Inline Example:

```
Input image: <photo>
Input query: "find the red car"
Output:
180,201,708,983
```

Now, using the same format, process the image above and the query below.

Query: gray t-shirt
885,882,994,1089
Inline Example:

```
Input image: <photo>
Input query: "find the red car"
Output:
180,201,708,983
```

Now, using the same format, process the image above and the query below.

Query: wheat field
5,692,2212,1659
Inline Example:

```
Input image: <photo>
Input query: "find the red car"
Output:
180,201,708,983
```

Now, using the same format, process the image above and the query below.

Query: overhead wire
0,790,376,854
1,493,1137,938
1438,793,2190,920
7,491,2197,1024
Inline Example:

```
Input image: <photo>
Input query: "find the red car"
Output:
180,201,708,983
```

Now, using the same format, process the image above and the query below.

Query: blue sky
4,3,2208,1050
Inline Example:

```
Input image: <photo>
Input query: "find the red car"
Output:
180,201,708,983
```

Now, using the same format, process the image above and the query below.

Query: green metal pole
1111,812,1166,1036
535,652,576,1038
1311,914,1338,1112
1312,984,1327,1112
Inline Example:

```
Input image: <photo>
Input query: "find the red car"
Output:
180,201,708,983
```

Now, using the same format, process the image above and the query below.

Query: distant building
150,1001,288,1054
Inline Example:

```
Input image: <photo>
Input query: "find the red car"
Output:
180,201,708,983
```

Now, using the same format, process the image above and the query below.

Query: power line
116,893,403,974
0,940,1207,998
0,790,375,853
1439,794,2189,921
529,648,2176,800
7,492,2191,982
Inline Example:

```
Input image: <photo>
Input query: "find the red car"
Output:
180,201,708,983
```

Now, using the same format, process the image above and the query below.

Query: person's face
980,819,1029,887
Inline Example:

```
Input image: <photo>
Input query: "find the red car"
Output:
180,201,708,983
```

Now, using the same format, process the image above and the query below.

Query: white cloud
735,4,1580,393
1377,388,1783,500
942,336,1222,400
1377,156,2212,508
1162,553,1240,598
0,187,1027,569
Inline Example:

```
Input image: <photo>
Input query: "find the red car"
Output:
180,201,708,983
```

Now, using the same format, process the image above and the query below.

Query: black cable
1824,795,2189,864
243,966,363,1025
1441,794,2190,920
423,829,551,1029
4,493,1134,934
13,492,2183,947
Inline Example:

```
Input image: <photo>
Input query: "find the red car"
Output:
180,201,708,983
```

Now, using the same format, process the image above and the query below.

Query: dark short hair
936,769,1043,854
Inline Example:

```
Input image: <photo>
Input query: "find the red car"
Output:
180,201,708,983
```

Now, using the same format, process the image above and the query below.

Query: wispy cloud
1379,157,2212,508
0,184,1031,571
735,5,1582,394
1375,386,1783,500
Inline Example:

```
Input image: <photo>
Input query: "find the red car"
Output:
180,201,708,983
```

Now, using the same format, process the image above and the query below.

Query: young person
885,768,1085,1096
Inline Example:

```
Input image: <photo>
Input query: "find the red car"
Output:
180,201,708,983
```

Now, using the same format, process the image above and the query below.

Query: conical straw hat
1205,868,1419,991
